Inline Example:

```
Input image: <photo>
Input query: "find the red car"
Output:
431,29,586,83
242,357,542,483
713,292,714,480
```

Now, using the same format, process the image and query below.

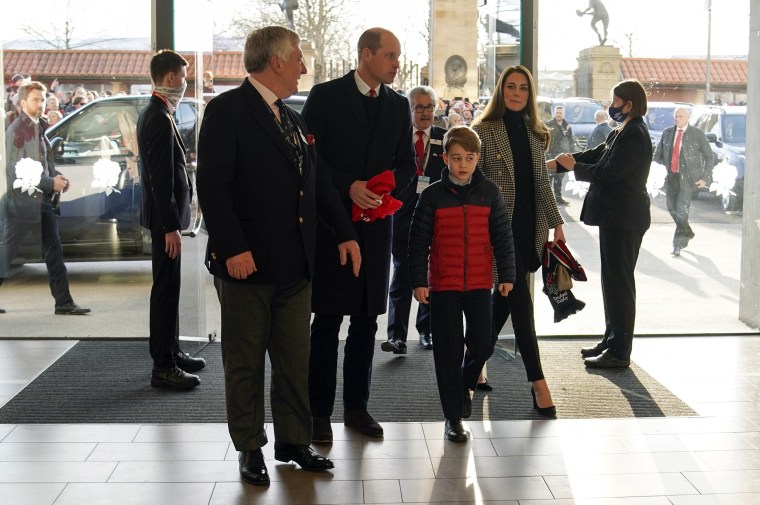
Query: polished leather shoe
380,339,407,354
274,442,334,471
175,351,206,372
462,390,472,419
476,379,493,392
419,333,433,350
531,387,557,418
239,449,269,485
344,409,383,437
671,246,681,256
54,302,91,315
312,416,333,444
580,341,607,358
445,418,468,442
584,348,630,369
151,365,200,389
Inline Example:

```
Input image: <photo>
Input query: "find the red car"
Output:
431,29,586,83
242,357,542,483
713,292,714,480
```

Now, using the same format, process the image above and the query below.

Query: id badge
416,176,430,194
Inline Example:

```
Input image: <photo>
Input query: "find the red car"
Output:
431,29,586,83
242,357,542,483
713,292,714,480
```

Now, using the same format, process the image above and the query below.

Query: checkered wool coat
473,115,564,271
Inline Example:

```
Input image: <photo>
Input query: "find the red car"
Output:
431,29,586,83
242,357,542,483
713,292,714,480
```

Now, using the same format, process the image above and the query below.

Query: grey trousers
216,277,312,451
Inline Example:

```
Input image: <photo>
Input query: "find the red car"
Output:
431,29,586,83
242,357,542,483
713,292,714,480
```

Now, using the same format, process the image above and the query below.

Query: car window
175,102,196,128
646,108,676,131
564,103,601,124
52,103,139,159
722,114,745,143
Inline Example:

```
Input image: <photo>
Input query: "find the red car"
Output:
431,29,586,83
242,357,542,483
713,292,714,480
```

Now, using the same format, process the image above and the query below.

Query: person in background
550,79,652,369
409,125,514,442
47,109,63,126
197,26,360,485
1,81,91,316
587,109,612,149
472,65,563,418
383,85,446,355
544,105,573,205
653,106,712,256
448,111,462,127
302,27,415,444
137,49,204,390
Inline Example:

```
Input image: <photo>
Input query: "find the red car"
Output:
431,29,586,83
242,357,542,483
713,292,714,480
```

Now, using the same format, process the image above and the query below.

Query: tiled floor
1,336,760,504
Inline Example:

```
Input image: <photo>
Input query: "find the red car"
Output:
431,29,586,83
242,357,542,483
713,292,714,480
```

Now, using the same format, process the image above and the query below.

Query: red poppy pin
306,134,315,145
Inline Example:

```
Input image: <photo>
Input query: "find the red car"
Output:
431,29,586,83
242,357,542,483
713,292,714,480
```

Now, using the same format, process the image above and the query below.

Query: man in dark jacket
302,27,416,443
588,109,612,149
544,105,574,204
653,106,713,255
137,49,204,390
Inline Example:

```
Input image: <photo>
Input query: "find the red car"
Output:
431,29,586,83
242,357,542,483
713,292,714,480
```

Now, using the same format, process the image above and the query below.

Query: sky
1,0,751,72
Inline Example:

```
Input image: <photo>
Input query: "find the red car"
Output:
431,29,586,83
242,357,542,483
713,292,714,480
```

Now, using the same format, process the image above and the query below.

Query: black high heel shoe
531,387,557,418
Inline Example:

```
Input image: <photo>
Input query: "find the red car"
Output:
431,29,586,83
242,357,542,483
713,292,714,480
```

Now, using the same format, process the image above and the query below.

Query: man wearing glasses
383,85,446,355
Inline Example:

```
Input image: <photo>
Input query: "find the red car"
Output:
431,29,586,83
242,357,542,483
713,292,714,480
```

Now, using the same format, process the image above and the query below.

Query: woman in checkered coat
472,65,565,418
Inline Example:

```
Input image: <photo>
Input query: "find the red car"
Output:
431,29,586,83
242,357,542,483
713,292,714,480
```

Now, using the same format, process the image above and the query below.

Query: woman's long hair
472,65,549,146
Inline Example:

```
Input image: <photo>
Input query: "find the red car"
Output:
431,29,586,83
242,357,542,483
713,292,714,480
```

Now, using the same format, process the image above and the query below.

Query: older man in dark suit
197,26,361,485
383,85,447,354
302,27,416,443
654,106,713,256
137,50,205,390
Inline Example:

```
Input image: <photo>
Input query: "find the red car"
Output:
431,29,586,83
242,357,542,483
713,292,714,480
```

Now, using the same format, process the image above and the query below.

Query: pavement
0,189,753,340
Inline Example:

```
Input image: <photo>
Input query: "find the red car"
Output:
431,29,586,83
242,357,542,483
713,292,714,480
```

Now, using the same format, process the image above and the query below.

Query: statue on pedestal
576,0,609,46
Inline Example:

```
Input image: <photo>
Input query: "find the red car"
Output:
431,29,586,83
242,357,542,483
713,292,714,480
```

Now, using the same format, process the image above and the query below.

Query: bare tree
21,0,122,49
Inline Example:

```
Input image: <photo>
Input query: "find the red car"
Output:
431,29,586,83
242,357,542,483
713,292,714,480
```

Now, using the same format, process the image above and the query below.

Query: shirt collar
414,126,432,138
249,76,279,109
354,72,380,97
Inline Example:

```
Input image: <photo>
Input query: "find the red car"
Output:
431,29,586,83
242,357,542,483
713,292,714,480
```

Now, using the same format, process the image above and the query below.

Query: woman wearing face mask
549,79,652,369
472,65,564,418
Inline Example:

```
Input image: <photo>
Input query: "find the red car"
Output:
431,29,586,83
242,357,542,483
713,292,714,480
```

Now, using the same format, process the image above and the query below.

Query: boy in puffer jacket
408,125,515,442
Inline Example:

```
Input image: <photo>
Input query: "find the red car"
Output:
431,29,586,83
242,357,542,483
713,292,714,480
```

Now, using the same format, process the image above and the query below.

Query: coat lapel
341,72,371,139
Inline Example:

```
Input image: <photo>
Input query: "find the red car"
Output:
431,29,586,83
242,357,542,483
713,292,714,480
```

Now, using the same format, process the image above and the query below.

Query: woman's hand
552,224,565,245
546,159,557,171
556,153,576,171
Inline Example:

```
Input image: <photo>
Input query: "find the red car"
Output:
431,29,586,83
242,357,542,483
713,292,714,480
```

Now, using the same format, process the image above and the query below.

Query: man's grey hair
244,26,301,74
408,85,438,104
674,106,691,118
594,109,608,121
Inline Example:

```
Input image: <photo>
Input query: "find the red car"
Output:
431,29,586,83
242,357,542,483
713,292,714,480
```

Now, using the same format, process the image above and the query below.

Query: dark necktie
670,129,683,173
414,130,425,176
369,88,376,98
274,99,302,170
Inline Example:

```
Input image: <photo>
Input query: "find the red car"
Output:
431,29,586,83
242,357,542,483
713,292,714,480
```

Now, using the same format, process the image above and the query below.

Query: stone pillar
574,45,622,101
300,40,316,91
430,0,479,100
739,4,760,329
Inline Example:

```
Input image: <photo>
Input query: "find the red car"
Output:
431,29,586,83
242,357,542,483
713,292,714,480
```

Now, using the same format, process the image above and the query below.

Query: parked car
645,101,693,150
538,97,605,150
10,93,305,264
689,105,746,211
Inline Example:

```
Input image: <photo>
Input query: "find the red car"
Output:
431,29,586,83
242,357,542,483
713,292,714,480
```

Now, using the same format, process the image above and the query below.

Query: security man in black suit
302,27,416,443
383,85,446,354
137,50,205,390
653,106,713,256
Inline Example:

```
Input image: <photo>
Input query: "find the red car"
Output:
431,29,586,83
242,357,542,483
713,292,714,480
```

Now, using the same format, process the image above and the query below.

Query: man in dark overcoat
302,27,416,443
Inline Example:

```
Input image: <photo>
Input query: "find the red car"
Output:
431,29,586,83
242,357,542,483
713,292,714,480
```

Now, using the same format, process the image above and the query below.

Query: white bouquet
647,161,667,199
709,160,738,199
13,158,43,195
91,159,122,196
564,171,590,198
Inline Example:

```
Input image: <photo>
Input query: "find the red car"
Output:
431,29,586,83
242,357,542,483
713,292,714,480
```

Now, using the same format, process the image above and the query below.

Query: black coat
572,116,652,231
654,124,713,184
136,95,192,233
196,79,355,285
302,71,416,315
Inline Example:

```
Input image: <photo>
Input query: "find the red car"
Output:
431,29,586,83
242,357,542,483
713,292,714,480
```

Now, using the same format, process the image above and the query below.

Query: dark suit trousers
149,229,181,368
665,172,695,248
599,228,645,360
430,289,493,420
0,204,73,307
388,238,431,341
490,249,545,382
309,296,378,416
216,277,312,451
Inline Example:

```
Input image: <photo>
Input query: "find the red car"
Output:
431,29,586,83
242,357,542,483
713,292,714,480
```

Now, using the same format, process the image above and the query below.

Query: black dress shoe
419,333,433,350
239,449,269,485
344,409,384,437
475,379,493,391
584,348,631,369
175,351,206,373
151,365,200,389
312,416,333,444
274,442,334,471
462,390,472,418
381,339,408,354
580,341,607,358
445,419,468,442
54,302,91,315
531,387,557,418
672,246,681,256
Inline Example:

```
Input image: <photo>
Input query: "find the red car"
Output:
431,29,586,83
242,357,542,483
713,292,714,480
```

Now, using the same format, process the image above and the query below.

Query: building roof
3,50,246,82
620,58,747,86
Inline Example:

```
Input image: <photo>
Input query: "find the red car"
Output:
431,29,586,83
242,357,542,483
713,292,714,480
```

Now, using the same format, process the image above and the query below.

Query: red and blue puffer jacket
408,168,515,292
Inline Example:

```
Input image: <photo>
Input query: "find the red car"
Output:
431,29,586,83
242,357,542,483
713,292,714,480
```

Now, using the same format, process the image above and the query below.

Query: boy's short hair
443,125,481,154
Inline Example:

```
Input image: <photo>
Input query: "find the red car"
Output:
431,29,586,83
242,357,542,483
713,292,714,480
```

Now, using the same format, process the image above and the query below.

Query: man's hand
349,180,382,210
164,230,182,259
53,174,69,192
226,251,256,279
338,240,362,277
498,282,513,297
413,287,429,304
696,179,707,189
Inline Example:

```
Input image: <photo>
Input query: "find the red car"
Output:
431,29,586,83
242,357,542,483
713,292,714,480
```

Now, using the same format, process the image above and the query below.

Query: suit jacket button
299,190,304,197
299,217,304,223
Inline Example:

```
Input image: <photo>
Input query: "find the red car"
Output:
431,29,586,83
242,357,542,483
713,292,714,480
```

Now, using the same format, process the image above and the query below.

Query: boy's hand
498,282,513,297
413,287,429,304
